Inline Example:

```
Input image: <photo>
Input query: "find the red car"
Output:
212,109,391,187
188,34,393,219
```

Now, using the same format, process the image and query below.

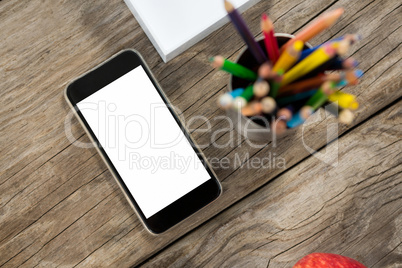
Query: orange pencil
241,101,263,116
280,8,344,53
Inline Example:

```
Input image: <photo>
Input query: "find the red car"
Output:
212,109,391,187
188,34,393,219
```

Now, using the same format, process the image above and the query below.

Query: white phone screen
77,66,211,218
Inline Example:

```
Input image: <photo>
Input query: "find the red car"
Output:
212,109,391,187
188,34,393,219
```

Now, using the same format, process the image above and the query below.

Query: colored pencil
278,72,343,97
276,89,318,106
268,70,284,98
327,57,358,70
253,62,272,97
337,69,363,87
218,88,244,109
261,13,280,63
214,5,363,131
281,43,338,87
277,105,295,121
346,69,363,85
261,96,277,114
272,119,287,135
302,57,358,79
224,0,267,64
253,79,270,97
241,101,262,116
338,109,354,124
280,8,344,53
287,106,314,128
273,40,304,73
328,91,359,110
305,81,336,110
273,105,296,134
326,102,355,125
279,69,362,98
211,56,258,81
258,62,273,79
336,39,352,56
332,34,361,45
343,34,362,43
233,84,254,110
298,34,361,61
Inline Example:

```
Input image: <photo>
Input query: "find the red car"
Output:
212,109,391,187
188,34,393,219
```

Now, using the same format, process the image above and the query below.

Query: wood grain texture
141,100,402,268
0,0,400,267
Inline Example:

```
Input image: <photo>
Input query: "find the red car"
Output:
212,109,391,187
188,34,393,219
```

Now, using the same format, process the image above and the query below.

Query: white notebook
124,0,260,62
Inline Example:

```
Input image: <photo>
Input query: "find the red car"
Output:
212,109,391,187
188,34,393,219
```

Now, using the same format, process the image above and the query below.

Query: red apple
293,253,367,268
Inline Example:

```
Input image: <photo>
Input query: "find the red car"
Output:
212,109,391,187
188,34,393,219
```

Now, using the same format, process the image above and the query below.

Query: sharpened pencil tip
335,8,344,15
327,7,344,19
350,58,359,68
224,0,234,12
258,62,272,79
211,56,224,68
300,106,313,119
355,69,364,78
323,7,344,26
293,40,304,51
339,109,354,124
261,97,276,114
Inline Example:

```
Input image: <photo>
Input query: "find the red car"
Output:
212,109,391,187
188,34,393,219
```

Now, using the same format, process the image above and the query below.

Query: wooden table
1,0,401,267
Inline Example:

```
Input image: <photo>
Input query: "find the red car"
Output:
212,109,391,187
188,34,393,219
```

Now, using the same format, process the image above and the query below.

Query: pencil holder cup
227,33,312,143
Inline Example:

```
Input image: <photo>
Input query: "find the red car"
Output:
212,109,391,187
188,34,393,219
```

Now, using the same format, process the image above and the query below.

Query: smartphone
65,50,221,234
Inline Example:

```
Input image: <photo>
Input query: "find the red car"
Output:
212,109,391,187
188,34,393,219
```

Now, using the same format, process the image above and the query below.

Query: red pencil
261,14,280,64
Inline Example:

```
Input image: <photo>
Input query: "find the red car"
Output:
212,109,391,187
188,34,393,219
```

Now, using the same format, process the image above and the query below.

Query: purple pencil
224,0,267,64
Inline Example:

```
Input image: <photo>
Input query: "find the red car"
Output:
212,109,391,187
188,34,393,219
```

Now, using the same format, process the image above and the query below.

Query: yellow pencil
273,40,304,73
328,91,359,110
281,43,338,87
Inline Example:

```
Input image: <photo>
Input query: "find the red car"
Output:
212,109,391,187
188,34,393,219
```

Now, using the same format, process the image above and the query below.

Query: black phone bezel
65,50,221,234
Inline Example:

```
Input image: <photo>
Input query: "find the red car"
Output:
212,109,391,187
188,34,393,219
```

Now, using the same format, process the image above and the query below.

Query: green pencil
233,84,254,110
268,69,284,98
211,56,258,81
306,81,336,110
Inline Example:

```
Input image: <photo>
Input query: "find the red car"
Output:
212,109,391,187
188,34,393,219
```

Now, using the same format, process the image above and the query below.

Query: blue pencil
337,69,364,87
298,37,343,61
298,34,361,62
287,106,314,128
218,88,245,109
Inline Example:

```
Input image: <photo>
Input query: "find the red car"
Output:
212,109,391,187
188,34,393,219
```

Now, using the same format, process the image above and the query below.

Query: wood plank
0,0,400,266
62,1,402,266
140,100,402,268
